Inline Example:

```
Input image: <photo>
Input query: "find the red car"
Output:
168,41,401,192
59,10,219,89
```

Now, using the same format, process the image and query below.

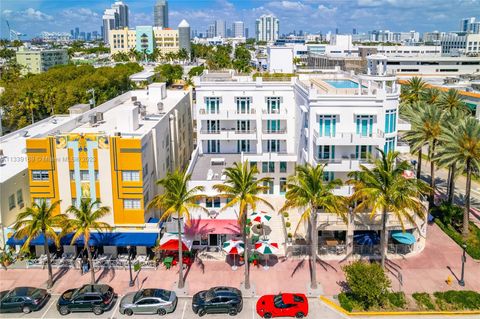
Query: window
207,140,220,153
122,171,140,181
266,120,281,133
124,199,141,209
213,197,221,208
317,145,334,160
263,180,274,194
8,194,15,210
279,162,287,173
267,97,281,114
237,140,250,153
356,115,374,137
250,161,257,170
236,120,250,132
32,170,49,181
266,140,280,152
206,120,220,133
205,97,220,114
206,198,213,208
34,198,51,206
16,189,23,205
317,115,336,137
323,172,334,182
280,177,287,194
385,109,397,133
80,170,90,181
262,162,275,173
235,97,251,113
356,145,372,160
384,137,395,154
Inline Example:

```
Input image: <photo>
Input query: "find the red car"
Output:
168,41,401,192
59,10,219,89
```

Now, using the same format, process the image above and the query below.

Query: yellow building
109,27,180,56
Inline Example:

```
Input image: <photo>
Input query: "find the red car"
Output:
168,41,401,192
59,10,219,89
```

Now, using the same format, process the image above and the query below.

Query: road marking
40,297,55,319
181,300,187,319
110,295,121,319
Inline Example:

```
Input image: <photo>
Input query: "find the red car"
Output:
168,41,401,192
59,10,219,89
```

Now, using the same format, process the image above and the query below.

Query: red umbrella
159,233,192,251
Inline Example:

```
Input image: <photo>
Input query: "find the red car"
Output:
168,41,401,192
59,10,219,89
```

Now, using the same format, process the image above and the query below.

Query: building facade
441,33,480,55
154,0,169,28
215,20,226,38
256,14,279,43
232,21,244,38
109,27,181,56
178,19,191,54
16,48,69,74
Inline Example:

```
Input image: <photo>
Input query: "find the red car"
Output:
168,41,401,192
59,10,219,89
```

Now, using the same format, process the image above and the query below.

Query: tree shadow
446,266,460,282
52,267,70,285
315,255,338,272
290,258,305,278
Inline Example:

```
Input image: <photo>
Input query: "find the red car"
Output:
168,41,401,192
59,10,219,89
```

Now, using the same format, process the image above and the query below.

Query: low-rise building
16,48,69,74
384,56,480,77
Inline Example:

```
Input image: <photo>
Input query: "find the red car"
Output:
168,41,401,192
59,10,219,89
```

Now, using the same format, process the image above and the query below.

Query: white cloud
60,8,99,22
317,4,337,14
2,7,53,21
268,1,306,11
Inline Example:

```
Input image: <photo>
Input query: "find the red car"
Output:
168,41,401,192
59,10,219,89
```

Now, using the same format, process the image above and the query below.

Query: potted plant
0,246,14,269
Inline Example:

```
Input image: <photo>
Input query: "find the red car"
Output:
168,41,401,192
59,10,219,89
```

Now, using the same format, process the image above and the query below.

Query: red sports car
256,293,308,318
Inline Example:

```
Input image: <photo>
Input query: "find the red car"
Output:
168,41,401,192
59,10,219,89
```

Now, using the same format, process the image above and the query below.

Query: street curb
319,296,480,316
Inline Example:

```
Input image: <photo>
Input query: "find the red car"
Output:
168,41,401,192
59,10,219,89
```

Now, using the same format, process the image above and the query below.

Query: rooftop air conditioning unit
89,114,97,125
96,112,104,122
131,96,137,102
133,101,141,106
157,102,164,113
114,132,122,137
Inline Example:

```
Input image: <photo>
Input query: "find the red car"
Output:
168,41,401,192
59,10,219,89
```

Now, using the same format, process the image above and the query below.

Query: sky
1,0,479,39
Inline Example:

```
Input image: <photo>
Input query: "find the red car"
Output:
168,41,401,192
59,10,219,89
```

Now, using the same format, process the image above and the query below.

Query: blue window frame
384,137,396,154
318,115,336,137
385,109,397,133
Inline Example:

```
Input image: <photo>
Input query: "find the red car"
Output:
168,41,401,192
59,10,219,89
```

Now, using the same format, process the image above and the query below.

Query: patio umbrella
222,240,245,270
353,232,380,246
158,233,192,251
250,212,272,239
254,240,279,270
391,231,416,245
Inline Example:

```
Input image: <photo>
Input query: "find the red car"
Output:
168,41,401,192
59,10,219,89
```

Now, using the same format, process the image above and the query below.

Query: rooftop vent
157,102,164,113
131,96,137,102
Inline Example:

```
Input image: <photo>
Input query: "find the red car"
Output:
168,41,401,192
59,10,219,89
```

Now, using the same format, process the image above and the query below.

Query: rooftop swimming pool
324,80,360,89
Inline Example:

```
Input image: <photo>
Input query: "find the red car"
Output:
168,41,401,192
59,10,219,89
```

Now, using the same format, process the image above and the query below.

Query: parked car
192,286,243,316
256,293,308,318
57,284,116,316
119,288,177,316
0,287,50,314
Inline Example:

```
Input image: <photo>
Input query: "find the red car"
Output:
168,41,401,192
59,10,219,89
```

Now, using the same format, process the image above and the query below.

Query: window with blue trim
280,177,287,194
385,109,397,133
356,145,373,160
356,115,374,137
323,172,334,182
205,97,220,114
318,115,336,137
384,137,396,154
317,145,335,160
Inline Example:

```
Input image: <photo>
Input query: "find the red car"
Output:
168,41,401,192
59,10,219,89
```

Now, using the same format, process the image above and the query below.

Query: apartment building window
323,172,335,182
318,115,337,137
266,97,281,113
250,161,257,170
317,145,335,160
16,189,23,206
205,97,220,114
356,115,374,137
280,177,287,195
235,97,251,113
206,198,213,208
32,170,49,181
122,171,140,182
237,140,250,153
80,170,90,181
8,194,15,210
262,161,275,173
71,198,77,207
236,120,251,132
213,197,221,208
266,120,281,133
124,199,141,209
207,140,220,153
356,145,372,160
263,180,274,194
266,140,280,152
206,120,220,133
34,198,51,206
280,162,287,173
384,137,396,154
385,109,397,133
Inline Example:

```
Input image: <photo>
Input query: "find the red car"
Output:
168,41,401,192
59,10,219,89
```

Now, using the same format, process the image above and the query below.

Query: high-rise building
460,17,480,34
353,28,357,35
112,1,129,29
70,30,74,38
215,20,226,38
245,27,249,39
255,14,279,42
75,27,80,40
335,28,339,35
154,0,169,28
178,19,191,54
102,8,118,44
207,24,215,38
232,21,244,38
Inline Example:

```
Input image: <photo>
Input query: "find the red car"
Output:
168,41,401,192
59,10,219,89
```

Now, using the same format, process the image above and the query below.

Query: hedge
434,290,480,310
412,292,436,310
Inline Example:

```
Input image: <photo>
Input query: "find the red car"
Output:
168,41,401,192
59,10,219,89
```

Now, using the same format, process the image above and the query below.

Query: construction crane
6,21,26,41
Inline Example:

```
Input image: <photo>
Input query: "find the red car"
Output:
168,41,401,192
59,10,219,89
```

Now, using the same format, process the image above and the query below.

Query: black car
57,284,116,316
0,287,50,314
192,286,243,316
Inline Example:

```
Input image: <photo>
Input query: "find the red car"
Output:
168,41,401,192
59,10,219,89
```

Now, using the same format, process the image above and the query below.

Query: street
0,296,346,319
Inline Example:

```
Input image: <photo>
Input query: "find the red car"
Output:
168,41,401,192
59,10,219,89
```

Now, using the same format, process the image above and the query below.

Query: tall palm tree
65,199,111,284
437,89,468,114
281,164,347,289
421,87,441,105
435,117,480,237
401,76,428,105
148,170,206,289
22,91,40,124
403,101,443,204
213,162,273,290
348,150,429,268
13,200,67,288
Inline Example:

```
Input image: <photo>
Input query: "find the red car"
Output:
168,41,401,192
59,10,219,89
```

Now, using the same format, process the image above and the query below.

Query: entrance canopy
186,219,241,236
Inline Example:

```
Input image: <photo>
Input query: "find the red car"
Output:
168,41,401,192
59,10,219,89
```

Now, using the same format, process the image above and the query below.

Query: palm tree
13,200,67,288
281,164,347,289
437,89,468,114
421,87,441,105
213,162,273,290
148,170,206,289
21,91,40,124
177,48,189,62
348,150,429,268
401,76,428,105
435,117,480,237
65,199,111,284
403,101,443,204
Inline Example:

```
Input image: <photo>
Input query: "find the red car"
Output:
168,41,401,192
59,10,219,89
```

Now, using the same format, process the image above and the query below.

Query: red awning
186,219,241,235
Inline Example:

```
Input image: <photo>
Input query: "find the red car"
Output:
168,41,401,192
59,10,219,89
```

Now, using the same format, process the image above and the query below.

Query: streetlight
458,243,467,286
127,245,134,287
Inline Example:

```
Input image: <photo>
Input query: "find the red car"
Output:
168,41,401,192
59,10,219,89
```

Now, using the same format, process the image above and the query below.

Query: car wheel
22,306,32,314
296,312,305,318
124,308,133,316
93,306,104,315
198,308,207,317
59,306,70,316
229,308,237,316
158,308,167,316
263,313,272,319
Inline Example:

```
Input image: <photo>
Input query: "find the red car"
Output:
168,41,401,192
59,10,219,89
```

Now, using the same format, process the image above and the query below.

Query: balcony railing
262,108,287,115
234,108,256,115
262,129,287,134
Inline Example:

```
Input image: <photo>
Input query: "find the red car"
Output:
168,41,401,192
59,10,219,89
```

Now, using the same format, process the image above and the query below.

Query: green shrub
387,292,407,309
433,290,480,310
412,292,436,310
342,261,391,310
285,222,291,228
287,232,293,238
283,212,289,218
432,202,463,229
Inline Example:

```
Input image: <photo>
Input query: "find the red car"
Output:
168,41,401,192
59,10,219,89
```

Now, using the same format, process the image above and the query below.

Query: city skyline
1,0,479,39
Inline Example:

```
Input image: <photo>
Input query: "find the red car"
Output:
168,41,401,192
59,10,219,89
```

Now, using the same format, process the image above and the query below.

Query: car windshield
205,290,216,301
273,294,285,308
133,291,143,302
155,290,171,301
0,291,10,301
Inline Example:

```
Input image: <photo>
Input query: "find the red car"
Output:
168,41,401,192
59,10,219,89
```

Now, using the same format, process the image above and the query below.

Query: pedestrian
82,254,89,274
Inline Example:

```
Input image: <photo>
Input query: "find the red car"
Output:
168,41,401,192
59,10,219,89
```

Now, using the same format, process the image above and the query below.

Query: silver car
119,289,177,316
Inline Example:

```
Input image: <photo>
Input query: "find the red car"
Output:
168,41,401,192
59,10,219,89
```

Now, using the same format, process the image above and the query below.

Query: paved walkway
1,225,478,298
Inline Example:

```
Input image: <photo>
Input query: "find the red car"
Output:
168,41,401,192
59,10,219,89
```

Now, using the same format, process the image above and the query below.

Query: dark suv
0,287,50,314
57,284,116,316
192,286,242,316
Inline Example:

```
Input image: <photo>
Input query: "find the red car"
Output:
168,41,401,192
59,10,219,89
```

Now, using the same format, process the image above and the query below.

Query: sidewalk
1,224,478,297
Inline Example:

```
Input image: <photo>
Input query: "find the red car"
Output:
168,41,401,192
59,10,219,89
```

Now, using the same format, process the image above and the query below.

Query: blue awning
147,217,160,223
7,234,54,246
353,231,380,245
7,232,159,247
391,231,416,245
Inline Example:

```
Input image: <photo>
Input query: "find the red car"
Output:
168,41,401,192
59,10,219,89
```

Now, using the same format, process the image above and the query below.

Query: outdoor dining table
163,256,174,269
326,239,339,246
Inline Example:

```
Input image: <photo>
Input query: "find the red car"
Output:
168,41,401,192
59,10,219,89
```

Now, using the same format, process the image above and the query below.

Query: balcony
313,130,352,145
262,108,288,119
197,108,228,119
199,128,257,140
233,108,256,119
231,129,257,139
351,129,385,145
313,157,375,172
262,128,287,139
